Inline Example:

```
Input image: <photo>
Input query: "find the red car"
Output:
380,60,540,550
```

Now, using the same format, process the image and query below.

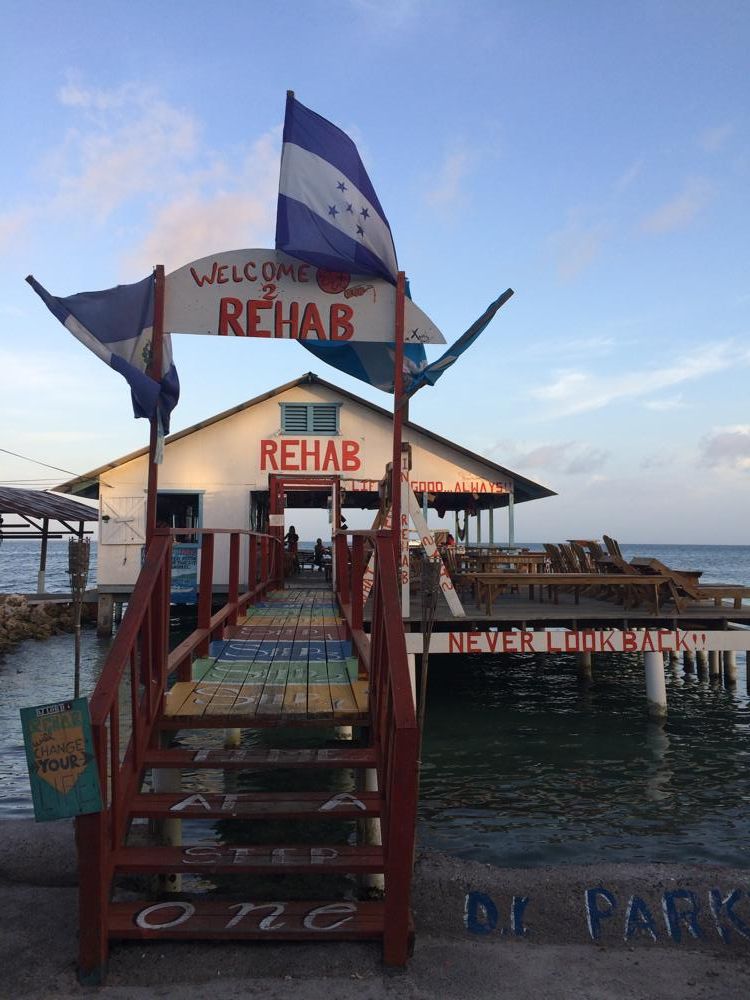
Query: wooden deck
164,587,369,727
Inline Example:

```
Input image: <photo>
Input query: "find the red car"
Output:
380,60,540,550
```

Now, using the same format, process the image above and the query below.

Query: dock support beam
723,651,738,687
577,652,593,682
96,593,114,637
644,651,667,719
224,728,241,748
508,491,515,547
696,649,708,680
708,650,721,679
683,650,695,677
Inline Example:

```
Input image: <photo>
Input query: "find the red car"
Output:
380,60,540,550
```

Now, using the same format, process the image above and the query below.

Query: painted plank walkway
164,588,369,727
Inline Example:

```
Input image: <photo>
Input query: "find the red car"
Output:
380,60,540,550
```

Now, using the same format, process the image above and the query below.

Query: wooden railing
334,529,418,966
76,527,283,983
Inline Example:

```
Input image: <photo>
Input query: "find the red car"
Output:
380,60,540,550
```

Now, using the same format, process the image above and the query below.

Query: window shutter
311,404,338,434
281,402,340,434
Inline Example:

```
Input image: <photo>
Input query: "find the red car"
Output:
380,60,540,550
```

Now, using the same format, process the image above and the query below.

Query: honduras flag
404,289,514,399
276,93,398,284
26,273,180,431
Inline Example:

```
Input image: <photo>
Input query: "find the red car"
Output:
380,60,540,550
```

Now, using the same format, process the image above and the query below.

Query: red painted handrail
76,526,282,983
334,528,418,966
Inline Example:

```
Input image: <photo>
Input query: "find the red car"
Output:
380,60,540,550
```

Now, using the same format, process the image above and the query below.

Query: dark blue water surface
1,541,749,869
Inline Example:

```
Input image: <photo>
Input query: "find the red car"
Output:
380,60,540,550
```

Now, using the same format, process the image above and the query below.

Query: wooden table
468,572,673,615
461,552,549,574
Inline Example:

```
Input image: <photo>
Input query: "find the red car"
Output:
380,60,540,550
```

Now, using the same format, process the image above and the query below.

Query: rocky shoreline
0,594,94,656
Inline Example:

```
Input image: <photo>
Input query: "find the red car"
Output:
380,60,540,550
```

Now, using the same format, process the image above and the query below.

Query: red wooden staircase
76,528,417,984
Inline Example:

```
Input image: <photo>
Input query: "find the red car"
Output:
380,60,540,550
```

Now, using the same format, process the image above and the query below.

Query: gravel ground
2,820,749,999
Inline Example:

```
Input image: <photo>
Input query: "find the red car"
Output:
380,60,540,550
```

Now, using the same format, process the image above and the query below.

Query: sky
1,0,748,544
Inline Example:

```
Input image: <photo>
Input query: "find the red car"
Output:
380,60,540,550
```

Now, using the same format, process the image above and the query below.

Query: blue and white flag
404,289,514,399
26,274,179,431
276,93,398,283
301,341,428,394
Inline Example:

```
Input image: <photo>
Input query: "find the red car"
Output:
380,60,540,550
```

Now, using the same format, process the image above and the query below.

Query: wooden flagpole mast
391,271,406,571
145,264,165,547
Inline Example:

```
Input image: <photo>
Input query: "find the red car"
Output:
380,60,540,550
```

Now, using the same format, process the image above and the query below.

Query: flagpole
391,270,406,573
145,264,165,547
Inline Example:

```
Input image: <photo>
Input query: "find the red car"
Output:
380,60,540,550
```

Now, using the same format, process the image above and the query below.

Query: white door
100,496,146,545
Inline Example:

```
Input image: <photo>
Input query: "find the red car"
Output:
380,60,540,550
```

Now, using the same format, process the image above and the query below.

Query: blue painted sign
20,697,102,822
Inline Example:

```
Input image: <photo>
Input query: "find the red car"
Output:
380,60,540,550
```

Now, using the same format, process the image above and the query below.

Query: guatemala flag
26,273,180,431
276,93,398,284
404,290,514,399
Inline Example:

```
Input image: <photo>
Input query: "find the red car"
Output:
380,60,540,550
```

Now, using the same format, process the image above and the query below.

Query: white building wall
96,381,513,590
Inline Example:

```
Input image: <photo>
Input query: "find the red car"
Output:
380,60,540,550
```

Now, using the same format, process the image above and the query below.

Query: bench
468,572,673,615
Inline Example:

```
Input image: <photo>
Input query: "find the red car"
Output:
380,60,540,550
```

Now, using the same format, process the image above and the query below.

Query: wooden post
96,593,114,637
696,649,708,680
578,652,593,682
197,533,214,657
723,650,738,687
708,650,721,679
508,490,515,547
145,265,166,547
391,271,406,569
37,517,49,593
683,650,695,676
489,507,494,546
644,651,667,719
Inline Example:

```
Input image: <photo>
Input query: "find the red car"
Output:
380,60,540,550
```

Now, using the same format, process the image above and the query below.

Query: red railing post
228,532,240,626
337,534,350,607
260,536,269,591
197,532,214,656
351,535,364,632
248,534,257,593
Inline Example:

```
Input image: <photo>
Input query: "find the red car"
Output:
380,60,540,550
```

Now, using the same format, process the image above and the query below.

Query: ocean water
1,540,749,870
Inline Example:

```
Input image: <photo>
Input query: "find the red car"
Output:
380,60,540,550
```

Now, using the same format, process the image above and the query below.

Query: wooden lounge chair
630,557,750,611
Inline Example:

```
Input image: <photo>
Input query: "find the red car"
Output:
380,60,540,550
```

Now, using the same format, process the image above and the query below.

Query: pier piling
723,650,738,687
644,651,667,719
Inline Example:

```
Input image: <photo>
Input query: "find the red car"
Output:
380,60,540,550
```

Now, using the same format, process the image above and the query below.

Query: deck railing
334,528,418,965
76,526,283,983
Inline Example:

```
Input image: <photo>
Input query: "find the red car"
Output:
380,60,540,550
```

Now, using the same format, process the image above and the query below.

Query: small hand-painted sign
20,698,102,822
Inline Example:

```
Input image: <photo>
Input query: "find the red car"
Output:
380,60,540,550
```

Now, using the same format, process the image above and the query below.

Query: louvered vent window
280,402,340,435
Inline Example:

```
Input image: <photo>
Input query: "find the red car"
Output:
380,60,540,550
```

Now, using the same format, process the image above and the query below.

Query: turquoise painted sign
20,697,102,822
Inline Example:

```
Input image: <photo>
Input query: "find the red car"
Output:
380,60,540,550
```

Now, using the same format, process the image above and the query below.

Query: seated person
313,537,326,571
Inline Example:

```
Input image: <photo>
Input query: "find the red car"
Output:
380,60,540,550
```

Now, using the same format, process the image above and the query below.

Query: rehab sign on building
164,249,446,344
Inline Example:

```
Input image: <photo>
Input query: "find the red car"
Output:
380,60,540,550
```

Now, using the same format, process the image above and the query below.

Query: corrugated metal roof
0,487,98,522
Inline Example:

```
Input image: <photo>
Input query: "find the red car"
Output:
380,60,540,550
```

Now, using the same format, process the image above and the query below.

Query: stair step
143,746,377,770
109,898,385,940
115,844,385,875
131,790,382,819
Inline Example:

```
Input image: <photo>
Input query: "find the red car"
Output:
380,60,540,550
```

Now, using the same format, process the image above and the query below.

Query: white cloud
425,150,471,211
698,425,750,471
643,395,685,412
699,123,734,153
615,158,645,192
122,131,279,276
530,341,749,417
640,177,713,234
548,216,607,281
490,439,609,479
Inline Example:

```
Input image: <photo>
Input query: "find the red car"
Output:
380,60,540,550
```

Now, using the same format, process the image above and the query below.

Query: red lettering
581,630,596,652
218,297,244,336
467,632,481,653
274,300,299,338
244,262,257,281
675,631,690,651
519,631,534,653
501,631,518,653
262,261,276,281
247,300,272,337
565,632,580,652
260,440,278,471
622,630,637,651
448,632,464,653
217,265,229,284
277,263,295,279
322,440,340,471
657,629,674,652
298,265,310,282
601,630,615,652
280,440,298,470
546,632,562,653
641,631,656,652
486,631,500,653
330,303,354,341
300,439,320,470
299,303,326,340
341,440,361,471
190,263,218,286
